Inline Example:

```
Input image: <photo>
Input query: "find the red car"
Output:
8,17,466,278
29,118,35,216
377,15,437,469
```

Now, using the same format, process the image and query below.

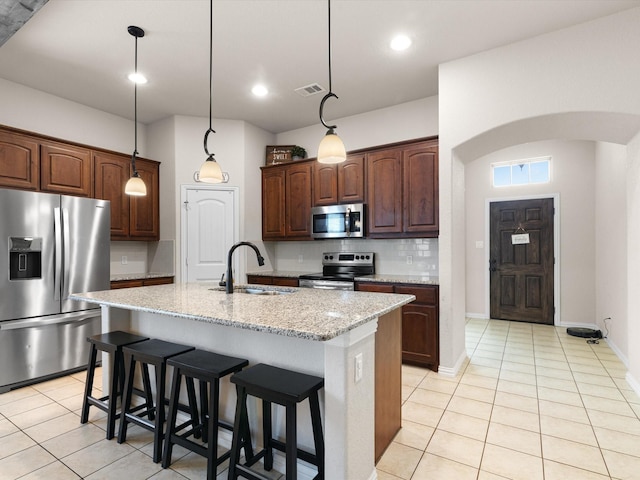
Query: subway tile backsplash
272,238,438,276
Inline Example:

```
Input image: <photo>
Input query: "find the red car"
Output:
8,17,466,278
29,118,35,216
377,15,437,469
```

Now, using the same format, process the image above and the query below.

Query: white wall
465,140,597,326
595,142,628,363
0,78,143,155
627,132,640,391
276,96,438,156
439,7,640,379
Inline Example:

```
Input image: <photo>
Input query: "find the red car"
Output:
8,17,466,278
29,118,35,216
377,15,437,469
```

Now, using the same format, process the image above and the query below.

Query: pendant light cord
132,33,138,170
319,0,338,131
204,0,215,158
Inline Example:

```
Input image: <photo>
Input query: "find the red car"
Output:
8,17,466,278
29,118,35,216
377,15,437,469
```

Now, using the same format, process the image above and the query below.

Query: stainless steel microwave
310,203,365,239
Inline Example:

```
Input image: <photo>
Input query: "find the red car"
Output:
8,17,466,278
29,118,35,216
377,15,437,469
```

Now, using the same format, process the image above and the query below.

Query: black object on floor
566,327,603,339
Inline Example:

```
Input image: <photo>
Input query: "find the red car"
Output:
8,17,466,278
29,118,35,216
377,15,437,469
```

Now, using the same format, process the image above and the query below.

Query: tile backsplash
110,240,175,276
271,238,438,276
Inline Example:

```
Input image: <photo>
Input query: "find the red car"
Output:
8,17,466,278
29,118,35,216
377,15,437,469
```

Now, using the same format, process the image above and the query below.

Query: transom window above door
492,156,551,187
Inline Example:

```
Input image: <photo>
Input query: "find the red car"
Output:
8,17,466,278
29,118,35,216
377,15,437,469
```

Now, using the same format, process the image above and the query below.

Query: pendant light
124,25,147,196
197,0,224,183
317,0,346,164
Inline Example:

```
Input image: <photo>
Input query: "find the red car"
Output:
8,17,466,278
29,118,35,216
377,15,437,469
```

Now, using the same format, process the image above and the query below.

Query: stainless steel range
298,252,374,291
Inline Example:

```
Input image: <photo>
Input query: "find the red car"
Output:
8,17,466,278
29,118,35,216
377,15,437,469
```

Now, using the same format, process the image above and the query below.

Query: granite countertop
355,274,439,285
246,270,313,278
110,273,175,282
248,270,439,285
70,282,414,342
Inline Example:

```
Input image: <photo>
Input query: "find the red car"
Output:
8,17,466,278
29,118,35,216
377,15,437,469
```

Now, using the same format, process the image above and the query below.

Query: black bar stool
117,339,196,463
228,363,325,480
80,331,151,439
161,349,253,480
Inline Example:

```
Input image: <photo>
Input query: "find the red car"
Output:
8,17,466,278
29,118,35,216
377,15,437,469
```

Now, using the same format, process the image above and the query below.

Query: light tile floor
377,319,640,480
0,319,639,479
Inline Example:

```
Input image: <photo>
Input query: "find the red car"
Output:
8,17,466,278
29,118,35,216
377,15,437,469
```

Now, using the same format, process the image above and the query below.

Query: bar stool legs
228,364,324,480
80,331,150,440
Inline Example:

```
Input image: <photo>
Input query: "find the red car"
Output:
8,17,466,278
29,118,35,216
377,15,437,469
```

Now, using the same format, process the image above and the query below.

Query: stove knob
329,255,334,260
355,255,360,260
366,255,370,260
324,255,329,260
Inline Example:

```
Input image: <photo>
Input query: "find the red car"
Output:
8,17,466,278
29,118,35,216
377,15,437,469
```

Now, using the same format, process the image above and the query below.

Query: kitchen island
70,282,414,479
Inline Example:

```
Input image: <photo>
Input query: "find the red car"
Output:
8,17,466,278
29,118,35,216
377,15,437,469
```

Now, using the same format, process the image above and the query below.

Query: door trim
484,193,560,325
180,185,239,284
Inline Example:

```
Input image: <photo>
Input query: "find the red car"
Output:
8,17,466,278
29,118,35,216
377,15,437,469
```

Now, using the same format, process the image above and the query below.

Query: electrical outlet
298,254,303,263
406,255,413,265
355,353,363,383
121,256,128,265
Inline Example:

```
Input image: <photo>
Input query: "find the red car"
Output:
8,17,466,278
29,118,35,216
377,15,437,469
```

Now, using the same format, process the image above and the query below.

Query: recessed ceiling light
390,34,411,51
252,84,268,97
128,72,147,84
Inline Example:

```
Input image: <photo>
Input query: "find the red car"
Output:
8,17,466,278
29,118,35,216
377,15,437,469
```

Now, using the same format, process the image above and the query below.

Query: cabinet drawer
395,285,437,304
356,282,395,293
272,277,298,287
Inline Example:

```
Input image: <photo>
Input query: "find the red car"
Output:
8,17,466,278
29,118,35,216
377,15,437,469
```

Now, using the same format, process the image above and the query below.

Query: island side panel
375,308,402,462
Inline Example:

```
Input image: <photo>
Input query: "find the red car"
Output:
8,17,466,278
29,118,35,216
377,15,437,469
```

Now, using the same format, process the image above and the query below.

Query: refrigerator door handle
0,310,99,331
62,207,71,299
53,207,62,301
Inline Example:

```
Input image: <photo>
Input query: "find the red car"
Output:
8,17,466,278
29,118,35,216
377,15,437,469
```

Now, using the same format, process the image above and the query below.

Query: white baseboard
465,312,488,319
438,350,467,377
626,371,640,398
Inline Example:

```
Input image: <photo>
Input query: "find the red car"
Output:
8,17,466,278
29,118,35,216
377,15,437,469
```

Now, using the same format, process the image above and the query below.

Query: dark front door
489,198,554,324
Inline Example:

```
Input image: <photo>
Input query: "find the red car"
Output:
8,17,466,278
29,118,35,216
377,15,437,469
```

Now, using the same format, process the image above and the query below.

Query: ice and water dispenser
9,237,42,280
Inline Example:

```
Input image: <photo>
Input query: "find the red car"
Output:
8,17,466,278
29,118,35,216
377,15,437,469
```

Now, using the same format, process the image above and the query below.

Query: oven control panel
322,252,374,266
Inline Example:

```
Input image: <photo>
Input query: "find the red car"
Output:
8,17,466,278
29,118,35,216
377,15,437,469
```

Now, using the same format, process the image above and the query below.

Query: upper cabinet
0,125,161,242
94,151,160,241
40,141,92,197
262,160,312,241
367,139,439,238
0,130,39,190
313,153,365,206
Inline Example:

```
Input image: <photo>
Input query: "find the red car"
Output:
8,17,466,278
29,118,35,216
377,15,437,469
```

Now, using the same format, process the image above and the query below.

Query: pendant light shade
317,0,346,164
318,130,346,164
125,25,147,196
197,0,224,183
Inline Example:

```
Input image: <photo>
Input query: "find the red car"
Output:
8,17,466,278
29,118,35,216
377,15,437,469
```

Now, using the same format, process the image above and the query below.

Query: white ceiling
0,0,638,134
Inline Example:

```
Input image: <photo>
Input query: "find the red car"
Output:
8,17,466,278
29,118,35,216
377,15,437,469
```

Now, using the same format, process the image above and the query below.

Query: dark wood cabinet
94,151,130,238
367,140,438,238
111,276,174,289
262,166,286,239
247,274,299,287
285,162,312,237
40,141,92,197
94,152,160,241
312,153,365,206
366,148,403,234
0,130,39,190
129,158,160,240
356,281,439,372
262,161,312,241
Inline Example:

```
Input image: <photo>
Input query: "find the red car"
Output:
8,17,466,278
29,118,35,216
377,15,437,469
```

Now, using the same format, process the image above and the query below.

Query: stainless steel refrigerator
0,188,110,392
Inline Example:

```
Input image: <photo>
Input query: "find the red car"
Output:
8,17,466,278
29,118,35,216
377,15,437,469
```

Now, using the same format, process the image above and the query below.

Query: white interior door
182,186,238,283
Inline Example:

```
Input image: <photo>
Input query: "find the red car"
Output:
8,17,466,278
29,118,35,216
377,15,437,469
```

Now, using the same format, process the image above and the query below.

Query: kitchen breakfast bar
70,283,414,479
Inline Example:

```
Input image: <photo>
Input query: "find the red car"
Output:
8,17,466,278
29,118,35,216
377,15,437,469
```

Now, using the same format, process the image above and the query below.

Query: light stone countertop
355,274,440,285
110,272,174,282
70,282,414,341
246,270,313,278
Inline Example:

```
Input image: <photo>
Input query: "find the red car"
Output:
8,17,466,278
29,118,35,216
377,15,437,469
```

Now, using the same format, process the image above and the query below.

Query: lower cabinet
356,282,439,372
246,275,299,287
110,276,174,289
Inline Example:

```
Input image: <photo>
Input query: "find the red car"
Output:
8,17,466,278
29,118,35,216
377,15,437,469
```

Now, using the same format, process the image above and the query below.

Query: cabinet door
403,142,438,234
0,130,39,190
130,159,160,240
312,163,337,206
93,151,131,239
367,148,403,235
285,163,312,238
143,276,174,286
262,167,286,239
40,141,92,196
401,303,439,369
338,154,365,203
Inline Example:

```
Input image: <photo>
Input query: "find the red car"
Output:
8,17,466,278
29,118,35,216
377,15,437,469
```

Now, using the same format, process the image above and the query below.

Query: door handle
489,259,497,272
